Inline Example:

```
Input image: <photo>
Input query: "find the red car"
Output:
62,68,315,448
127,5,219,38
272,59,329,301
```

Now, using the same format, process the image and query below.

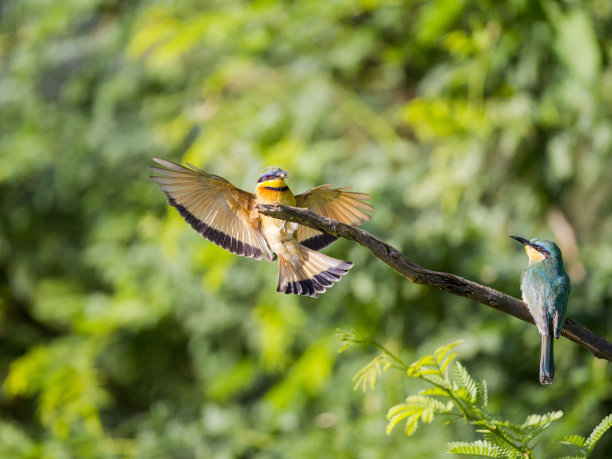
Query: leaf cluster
341,332,612,458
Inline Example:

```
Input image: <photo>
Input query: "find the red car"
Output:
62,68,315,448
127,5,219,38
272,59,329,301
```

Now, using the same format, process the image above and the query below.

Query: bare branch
256,203,612,362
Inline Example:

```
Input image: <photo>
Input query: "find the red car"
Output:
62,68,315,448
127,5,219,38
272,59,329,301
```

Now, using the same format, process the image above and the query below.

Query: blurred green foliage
1,0,612,457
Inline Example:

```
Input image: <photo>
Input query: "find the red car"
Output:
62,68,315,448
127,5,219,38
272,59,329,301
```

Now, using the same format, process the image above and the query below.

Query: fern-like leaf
478,418,524,442
482,431,522,458
386,404,417,435
439,352,459,373
404,415,419,436
352,355,390,391
386,395,453,436
520,410,563,440
419,373,449,388
454,362,477,403
585,413,612,454
407,354,436,377
434,341,463,365
521,410,564,428
475,379,488,408
446,440,503,457
561,434,586,448
419,387,450,397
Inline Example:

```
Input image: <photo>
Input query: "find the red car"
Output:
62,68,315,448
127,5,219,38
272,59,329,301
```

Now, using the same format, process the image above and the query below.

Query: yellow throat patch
259,178,287,188
525,245,545,263
256,178,295,205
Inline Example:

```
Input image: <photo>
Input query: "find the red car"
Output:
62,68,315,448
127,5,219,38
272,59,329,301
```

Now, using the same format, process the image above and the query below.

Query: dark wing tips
300,233,338,251
332,261,353,272
166,197,263,261
277,279,318,297
277,279,319,298
277,260,353,298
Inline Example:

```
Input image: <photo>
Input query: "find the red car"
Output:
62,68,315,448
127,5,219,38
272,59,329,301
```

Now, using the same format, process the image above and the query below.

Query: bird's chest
521,263,563,312
256,182,298,246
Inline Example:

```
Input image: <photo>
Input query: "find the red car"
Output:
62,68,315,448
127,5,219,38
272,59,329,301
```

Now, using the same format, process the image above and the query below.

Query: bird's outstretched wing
294,185,373,250
150,158,273,261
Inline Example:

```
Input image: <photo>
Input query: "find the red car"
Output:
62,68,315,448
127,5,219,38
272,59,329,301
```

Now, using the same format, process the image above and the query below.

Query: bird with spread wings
150,158,373,297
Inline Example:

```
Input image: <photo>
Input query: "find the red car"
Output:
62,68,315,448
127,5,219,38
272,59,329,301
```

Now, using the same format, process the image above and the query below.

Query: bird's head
257,167,289,184
510,236,562,264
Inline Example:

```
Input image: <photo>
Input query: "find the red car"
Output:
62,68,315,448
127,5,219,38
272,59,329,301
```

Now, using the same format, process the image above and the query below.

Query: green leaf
386,405,416,435
480,419,524,441
454,362,477,403
420,373,449,388
585,413,612,454
407,354,436,376
386,395,453,436
482,432,522,458
419,387,451,397
433,340,463,366
421,407,435,424
352,355,384,392
439,352,459,373
446,440,502,457
520,410,564,441
521,410,564,428
561,434,586,448
475,379,488,408
404,415,420,436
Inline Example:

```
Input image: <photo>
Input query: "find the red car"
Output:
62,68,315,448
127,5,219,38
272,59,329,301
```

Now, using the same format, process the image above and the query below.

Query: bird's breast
255,180,298,249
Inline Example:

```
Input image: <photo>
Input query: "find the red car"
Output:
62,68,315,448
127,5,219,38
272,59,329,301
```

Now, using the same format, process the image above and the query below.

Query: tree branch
256,203,612,362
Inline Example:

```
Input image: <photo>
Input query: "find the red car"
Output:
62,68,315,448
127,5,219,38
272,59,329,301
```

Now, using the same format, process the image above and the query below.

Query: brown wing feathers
295,185,373,250
149,158,272,261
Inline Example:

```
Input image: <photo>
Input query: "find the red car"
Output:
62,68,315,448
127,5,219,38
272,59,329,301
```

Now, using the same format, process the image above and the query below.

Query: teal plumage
511,237,571,385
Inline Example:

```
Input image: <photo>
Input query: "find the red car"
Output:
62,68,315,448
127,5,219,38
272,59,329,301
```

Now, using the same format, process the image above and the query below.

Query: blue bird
510,236,571,385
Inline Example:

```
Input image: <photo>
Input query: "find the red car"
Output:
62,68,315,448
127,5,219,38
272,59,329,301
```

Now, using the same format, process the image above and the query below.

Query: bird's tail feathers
539,334,554,385
277,245,352,297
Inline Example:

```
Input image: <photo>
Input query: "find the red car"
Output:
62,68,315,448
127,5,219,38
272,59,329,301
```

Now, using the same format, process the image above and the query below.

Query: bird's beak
510,235,531,246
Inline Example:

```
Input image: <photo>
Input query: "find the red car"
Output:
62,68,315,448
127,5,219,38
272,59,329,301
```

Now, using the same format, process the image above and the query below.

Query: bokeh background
2,0,612,457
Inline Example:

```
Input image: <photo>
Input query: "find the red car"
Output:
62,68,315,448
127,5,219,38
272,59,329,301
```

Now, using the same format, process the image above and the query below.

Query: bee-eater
510,236,571,384
150,158,373,297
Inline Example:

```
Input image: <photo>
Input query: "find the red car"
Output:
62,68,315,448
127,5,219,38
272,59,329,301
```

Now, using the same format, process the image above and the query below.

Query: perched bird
150,158,373,297
510,236,571,384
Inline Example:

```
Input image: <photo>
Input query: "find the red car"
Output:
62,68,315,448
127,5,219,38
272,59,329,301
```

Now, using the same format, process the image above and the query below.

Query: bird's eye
534,245,549,255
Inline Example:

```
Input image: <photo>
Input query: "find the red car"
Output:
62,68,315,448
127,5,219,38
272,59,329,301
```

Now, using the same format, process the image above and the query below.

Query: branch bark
256,203,612,362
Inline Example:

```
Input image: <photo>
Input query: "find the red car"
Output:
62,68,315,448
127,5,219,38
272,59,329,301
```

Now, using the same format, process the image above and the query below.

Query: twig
256,203,612,362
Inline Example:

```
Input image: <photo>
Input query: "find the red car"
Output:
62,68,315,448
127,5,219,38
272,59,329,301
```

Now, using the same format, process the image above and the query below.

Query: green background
1,0,612,457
